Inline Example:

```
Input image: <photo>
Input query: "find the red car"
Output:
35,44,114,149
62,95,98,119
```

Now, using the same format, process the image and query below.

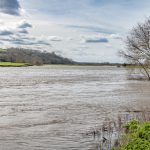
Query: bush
113,120,150,150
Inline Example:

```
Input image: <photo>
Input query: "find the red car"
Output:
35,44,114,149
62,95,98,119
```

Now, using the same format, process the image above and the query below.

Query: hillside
0,48,74,65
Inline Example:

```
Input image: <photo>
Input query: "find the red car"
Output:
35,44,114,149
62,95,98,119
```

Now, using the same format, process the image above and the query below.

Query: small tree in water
120,18,150,80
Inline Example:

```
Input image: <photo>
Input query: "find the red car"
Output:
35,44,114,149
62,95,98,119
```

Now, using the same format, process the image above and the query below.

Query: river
0,66,149,150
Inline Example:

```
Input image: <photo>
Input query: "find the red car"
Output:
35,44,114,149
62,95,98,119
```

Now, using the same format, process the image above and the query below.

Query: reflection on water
0,66,149,150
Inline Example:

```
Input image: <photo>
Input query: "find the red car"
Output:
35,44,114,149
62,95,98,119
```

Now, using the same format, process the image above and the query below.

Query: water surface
0,66,149,150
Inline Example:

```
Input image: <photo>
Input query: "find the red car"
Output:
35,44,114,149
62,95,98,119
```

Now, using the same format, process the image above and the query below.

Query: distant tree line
0,48,74,65
77,62,123,67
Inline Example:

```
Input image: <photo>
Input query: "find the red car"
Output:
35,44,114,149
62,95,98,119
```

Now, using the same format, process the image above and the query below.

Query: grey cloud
19,29,29,34
21,36,36,40
36,40,51,46
0,0,21,16
17,21,33,34
12,38,51,46
85,38,109,43
0,20,51,47
0,20,32,38
17,21,32,29
12,40,33,45
0,35,24,42
0,30,13,36
0,33,51,47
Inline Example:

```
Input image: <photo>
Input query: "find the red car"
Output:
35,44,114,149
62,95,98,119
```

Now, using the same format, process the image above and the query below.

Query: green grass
0,48,6,53
0,62,30,67
112,120,150,150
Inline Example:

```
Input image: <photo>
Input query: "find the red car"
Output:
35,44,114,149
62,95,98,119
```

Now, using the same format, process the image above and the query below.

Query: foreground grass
112,120,150,150
0,62,30,67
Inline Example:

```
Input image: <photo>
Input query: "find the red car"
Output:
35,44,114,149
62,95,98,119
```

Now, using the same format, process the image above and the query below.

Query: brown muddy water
0,66,149,150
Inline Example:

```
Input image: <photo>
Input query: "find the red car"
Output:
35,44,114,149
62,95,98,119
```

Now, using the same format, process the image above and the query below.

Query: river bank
0,62,31,67
92,110,150,150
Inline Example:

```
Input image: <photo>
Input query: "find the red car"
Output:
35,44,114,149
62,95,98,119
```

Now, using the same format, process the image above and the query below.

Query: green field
0,48,6,53
0,62,30,67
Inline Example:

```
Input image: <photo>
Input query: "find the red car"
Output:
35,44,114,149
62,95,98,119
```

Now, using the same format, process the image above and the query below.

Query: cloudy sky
0,0,150,62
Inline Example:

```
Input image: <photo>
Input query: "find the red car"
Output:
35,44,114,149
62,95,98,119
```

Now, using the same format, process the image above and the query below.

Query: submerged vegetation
88,111,150,150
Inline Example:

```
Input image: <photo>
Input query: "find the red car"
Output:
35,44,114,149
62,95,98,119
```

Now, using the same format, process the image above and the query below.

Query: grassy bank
112,120,150,150
0,62,30,67
90,111,150,150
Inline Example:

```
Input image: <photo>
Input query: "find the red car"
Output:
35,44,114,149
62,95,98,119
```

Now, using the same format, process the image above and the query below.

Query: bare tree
120,18,150,80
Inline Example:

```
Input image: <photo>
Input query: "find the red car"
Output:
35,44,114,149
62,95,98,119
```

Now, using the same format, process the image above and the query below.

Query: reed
86,110,150,150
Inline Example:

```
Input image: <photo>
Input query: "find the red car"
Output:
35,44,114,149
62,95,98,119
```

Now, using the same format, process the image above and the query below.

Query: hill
0,48,74,65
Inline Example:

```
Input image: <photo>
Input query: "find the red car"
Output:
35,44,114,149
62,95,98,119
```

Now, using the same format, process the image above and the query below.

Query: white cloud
48,36,62,42
110,34,123,40
16,20,32,28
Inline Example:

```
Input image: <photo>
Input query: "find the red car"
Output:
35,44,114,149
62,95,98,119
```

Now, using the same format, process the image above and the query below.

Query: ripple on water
0,66,149,150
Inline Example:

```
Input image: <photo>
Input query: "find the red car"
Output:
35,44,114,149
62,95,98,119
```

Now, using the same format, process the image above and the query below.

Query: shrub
113,121,150,150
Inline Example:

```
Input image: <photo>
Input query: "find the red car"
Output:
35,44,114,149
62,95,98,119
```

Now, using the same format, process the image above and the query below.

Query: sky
0,0,150,62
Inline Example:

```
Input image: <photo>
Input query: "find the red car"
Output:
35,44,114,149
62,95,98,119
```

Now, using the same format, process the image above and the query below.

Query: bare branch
120,18,150,80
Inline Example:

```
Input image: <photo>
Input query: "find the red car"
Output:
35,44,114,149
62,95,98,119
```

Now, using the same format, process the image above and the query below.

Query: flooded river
0,66,149,150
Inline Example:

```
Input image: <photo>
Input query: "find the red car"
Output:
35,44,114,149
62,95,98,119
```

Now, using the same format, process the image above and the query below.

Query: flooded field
0,66,149,150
